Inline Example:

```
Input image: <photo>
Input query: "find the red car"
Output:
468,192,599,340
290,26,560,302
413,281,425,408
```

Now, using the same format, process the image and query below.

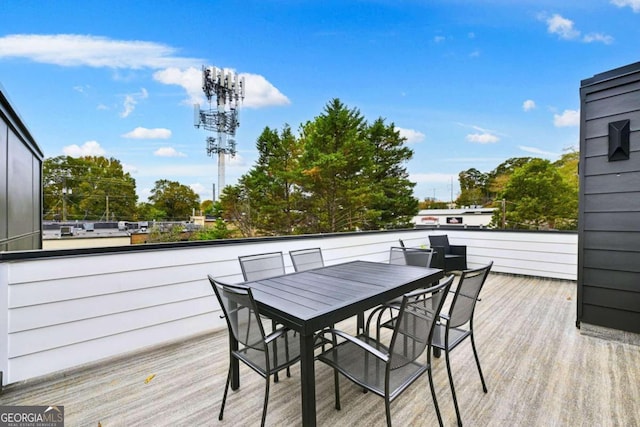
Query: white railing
0,228,577,386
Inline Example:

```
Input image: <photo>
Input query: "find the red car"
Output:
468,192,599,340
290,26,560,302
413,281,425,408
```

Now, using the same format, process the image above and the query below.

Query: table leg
299,332,316,427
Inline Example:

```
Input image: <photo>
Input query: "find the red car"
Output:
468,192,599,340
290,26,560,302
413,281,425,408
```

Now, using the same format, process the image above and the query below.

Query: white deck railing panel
0,229,577,385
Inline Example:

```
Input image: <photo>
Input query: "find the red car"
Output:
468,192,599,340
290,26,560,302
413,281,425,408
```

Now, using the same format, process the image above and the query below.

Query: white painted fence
0,228,577,386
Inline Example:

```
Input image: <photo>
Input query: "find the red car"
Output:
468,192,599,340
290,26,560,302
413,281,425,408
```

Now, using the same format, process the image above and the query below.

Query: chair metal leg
219,365,232,420
261,376,270,427
333,367,341,410
444,349,463,427
427,350,444,427
384,396,392,427
470,332,487,393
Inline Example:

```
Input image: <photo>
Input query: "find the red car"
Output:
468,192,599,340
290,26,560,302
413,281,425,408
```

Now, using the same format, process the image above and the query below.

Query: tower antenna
194,66,245,200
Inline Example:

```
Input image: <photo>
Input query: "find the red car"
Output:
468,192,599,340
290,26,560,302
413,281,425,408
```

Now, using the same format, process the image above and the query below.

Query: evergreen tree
364,118,417,229
298,99,373,232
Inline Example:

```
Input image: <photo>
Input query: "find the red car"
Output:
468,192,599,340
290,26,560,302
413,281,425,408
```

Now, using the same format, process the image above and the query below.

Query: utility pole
501,198,506,229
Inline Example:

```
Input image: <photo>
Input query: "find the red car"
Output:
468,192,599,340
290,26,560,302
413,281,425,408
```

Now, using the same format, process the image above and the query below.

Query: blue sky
1,0,639,203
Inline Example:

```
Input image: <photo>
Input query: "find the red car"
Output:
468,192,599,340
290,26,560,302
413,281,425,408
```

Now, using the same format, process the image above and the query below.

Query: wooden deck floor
2,273,639,426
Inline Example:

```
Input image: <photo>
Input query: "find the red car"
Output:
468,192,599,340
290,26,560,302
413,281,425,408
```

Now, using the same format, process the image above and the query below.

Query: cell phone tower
194,66,245,201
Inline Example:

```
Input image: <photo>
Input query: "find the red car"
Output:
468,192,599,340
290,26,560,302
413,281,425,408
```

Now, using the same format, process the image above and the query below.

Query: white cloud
466,133,499,144
0,34,201,69
434,36,446,43
546,14,580,40
154,147,186,157
122,127,172,139
397,127,425,144
611,0,640,12
190,183,206,197
554,109,580,127
519,146,560,157
469,50,480,58
63,140,106,157
583,33,614,44
523,99,536,112
242,72,290,108
73,85,90,94
152,67,203,105
120,88,148,118
543,14,613,44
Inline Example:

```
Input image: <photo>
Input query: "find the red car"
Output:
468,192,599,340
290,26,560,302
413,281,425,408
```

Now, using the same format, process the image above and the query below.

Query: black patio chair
208,276,301,427
389,245,434,268
316,278,454,427
431,262,493,427
238,251,286,281
289,247,324,272
428,235,467,272
238,251,289,379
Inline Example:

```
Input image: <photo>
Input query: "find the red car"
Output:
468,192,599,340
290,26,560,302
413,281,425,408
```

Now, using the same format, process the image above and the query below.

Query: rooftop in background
413,207,495,228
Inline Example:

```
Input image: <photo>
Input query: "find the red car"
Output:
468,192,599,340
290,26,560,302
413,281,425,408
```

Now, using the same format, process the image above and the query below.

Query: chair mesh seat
236,332,301,375
430,325,471,350
317,335,428,400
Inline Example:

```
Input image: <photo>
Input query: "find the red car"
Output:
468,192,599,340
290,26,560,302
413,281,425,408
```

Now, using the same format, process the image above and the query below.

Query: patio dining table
234,260,443,426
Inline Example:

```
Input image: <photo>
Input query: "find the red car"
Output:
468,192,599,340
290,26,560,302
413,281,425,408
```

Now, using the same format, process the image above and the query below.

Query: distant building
1,84,43,251
42,222,130,249
412,207,496,228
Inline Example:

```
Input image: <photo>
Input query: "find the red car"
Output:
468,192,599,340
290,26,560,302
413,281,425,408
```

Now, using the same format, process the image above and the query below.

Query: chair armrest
450,245,467,256
264,327,289,344
318,328,389,362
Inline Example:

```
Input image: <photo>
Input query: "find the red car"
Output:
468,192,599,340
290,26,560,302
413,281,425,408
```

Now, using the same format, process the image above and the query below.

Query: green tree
246,125,305,235
219,184,255,237
43,155,137,221
148,179,200,220
200,200,214,216
190,219,233,240
419,198,449,210
491,158,575,229
456,168,489,207
364,118,417,229
135,202,166,221
298,98,374,232
487,157,534,197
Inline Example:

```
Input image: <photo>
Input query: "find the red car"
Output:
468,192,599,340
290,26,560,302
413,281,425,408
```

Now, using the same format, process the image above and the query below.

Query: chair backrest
428,235,450,253
238,252,285,281
447,262,493,328
208,275,266,349
389,246,433,268
289,248,324,272
388,275,455,370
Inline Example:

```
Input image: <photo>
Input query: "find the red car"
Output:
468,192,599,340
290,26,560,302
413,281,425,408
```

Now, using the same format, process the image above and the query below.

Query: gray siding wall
0,87,43,251
579,63,640,333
